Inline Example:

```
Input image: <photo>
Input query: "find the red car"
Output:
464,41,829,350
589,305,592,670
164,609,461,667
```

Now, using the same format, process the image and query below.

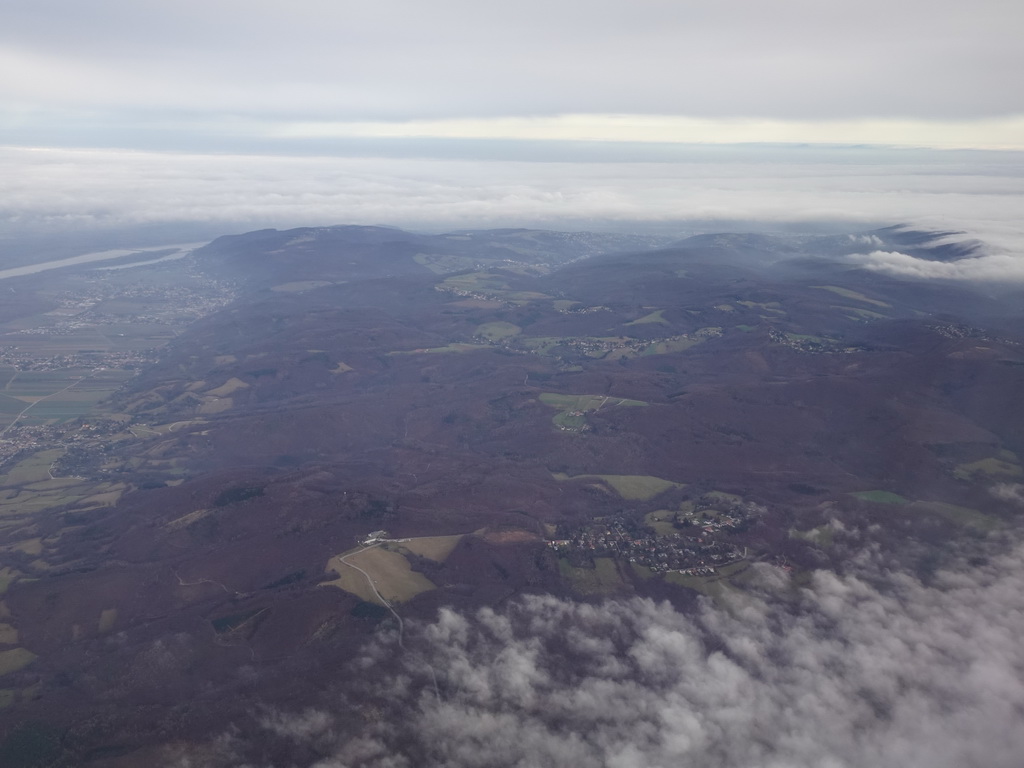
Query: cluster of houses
550,497,763,574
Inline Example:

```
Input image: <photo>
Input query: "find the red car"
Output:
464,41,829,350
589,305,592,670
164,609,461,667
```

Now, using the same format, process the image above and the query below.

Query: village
549,495,762,575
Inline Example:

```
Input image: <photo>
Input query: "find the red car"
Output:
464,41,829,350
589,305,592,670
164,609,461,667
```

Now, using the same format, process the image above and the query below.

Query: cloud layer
186,541,1024,768
3,146,1024,262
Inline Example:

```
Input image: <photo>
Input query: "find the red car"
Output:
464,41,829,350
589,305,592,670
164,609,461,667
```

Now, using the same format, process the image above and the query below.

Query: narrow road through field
0,368,99,438
338,542,440,700
339,543,406,647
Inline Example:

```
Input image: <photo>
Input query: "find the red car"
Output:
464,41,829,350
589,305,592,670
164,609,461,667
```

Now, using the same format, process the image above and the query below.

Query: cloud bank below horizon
3,145,1024,258
175,538,1024,768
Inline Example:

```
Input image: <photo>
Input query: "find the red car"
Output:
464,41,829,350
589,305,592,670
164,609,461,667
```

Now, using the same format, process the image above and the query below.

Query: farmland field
0,648,35,677
554,472,684,501
558,557,623,595
475,322,521,341
392,534,464,563
324,546,436,605
910,501,998,531
953,456,1022,480
813,285,891,308
851,490,909,505
626,309,667,326
540,392,648,431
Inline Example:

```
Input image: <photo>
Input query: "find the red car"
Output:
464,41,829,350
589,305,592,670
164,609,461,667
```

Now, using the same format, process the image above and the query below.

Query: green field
737,300,786,314
910,501,998,531
391,534,464,563
626,309,667,326
540,392,648,431
0,648,36,677
440,272,551,304
390,343,491,355
813,285,890,308
954,456,1022,481
704,490,743,505
645,509,685,536
839,306,888,320
476,321,521,341
558,557,624,595
324,546,436,605
851,490,909,505
0,368,133,427
554,472,684,501
666,560,750,599
639,337,702,356
540,393,648,410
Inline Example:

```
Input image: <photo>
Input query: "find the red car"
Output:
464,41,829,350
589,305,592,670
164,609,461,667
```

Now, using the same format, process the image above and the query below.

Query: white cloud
194,540,1024,768
851,250,1024,281
2,146,1024,267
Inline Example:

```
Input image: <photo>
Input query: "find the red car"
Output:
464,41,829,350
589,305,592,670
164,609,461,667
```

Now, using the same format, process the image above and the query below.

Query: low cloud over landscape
4,146,1024,277
178,537,1024,768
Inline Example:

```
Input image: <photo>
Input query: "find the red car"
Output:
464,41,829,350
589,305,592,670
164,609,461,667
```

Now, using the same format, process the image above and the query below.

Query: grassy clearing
413,253,476,274
559,557,624,595
198,397,233,414
0,569,17,595
98,608,118,633
626,309,667,326
476,321,521,341
540,392,648,431
737,300,785,314
665,560,749,600
393,534,464,563
0,648,36,676
852,490,909,505
0,450,63,487
645,510,680,537
838,306,888,320
813,285,891,308
555,473,684,501
391,343,491,355
205,377,249,397
705,490,743,505
910,501,999,531
540,393,648,411
164,509,212,531
270,280,333,292
324,546,436,605
0,624,17,645
954,457,1022,480
520,337,563,355
10,538,42,557
639,337,702,356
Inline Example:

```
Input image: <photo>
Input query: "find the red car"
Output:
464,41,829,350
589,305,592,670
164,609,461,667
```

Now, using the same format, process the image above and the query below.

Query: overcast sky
2,0,1023,254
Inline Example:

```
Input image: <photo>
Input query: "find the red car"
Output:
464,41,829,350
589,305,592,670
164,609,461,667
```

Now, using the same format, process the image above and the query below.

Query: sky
1,1,1023,247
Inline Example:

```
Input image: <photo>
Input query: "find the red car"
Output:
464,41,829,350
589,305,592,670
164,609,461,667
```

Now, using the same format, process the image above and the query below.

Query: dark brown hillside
1,224,1023,763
